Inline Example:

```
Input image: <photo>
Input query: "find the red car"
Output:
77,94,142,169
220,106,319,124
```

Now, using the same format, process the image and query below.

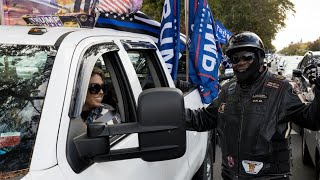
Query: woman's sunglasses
88,83,107,94
229,52,255,64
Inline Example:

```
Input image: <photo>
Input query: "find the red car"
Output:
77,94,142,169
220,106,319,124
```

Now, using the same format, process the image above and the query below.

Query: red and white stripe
97,0,132,15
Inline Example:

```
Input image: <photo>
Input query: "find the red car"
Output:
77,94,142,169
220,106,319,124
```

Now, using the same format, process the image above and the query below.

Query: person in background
186,31,320,180
81,67,120,125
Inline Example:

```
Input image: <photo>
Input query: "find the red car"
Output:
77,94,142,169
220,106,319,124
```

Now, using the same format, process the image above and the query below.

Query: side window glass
0,45,56,177
127,50,167,90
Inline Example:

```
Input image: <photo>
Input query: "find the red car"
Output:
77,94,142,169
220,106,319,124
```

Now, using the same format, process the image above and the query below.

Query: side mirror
267,62,271,67
74,88,186,163
292,69,303,77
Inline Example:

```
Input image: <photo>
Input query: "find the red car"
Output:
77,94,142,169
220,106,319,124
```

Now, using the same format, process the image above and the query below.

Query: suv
292,51,320,179
292,51,320,99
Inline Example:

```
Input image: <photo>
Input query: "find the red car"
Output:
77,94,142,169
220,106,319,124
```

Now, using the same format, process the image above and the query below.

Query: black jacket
186,69,320,179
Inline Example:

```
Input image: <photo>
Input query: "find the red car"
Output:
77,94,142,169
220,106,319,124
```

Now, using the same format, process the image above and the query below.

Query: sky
272,0,320,51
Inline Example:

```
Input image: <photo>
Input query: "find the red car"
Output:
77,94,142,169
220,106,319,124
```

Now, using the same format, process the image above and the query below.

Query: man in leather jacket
186,31,320,179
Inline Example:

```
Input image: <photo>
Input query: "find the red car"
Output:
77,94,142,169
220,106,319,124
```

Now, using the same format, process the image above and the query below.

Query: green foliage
279,38,320,55
141,0,164,22
141,0,187,32
308,38,320,51
212,0,294,52
279,43,308,56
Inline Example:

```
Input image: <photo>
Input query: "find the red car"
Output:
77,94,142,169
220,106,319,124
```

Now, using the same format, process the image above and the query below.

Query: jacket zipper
238,92,245,175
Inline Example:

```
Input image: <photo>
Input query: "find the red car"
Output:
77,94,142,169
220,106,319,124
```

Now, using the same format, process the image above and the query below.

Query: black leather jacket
186,68,320,179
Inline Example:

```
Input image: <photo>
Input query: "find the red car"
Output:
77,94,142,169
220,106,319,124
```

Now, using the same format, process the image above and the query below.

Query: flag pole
185,0,189,82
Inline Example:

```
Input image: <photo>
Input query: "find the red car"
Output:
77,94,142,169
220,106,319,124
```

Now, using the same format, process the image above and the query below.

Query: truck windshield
0,44,56,179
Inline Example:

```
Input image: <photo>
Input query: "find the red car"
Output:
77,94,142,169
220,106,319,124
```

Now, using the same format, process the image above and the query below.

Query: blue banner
215,20,232,45
188,0,222,104
158,0,180,80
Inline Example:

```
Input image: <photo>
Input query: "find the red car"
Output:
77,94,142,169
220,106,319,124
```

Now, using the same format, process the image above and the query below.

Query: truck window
127,50,168,89
67,44,137,173
0,44,56,178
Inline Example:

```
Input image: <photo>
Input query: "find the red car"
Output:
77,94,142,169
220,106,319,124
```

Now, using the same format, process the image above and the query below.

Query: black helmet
226,31,265,59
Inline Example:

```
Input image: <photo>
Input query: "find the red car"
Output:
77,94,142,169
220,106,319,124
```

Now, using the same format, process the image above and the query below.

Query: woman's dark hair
91,67,105,82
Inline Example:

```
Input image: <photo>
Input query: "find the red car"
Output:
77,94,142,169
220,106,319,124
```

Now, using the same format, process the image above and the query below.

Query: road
212,133,315,179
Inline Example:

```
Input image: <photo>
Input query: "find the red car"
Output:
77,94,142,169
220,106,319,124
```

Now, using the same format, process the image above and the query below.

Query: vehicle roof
0,25,154,46
305,51,320,56
311,51,320,56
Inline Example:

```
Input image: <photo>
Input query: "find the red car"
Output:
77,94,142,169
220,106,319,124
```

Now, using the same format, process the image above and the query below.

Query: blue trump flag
158,0,180,80
188,0,222,104
215,20,232,45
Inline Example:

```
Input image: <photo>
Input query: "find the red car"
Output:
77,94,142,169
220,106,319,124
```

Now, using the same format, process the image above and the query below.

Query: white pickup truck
0,25,213,180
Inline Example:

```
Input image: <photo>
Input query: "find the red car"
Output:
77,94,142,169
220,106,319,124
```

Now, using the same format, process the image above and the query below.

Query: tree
308,38,320,51
212,0,295,51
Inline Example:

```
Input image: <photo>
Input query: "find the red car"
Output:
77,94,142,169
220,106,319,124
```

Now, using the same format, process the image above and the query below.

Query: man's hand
304,64,320,89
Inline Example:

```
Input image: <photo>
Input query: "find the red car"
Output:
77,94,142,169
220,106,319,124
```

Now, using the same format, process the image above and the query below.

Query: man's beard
234,60,262,85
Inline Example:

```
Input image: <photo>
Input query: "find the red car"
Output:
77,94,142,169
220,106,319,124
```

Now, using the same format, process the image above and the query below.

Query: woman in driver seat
81,67,120,125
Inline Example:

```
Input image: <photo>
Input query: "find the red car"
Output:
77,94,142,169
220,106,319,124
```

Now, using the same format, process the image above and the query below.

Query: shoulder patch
272,74,286,80
265,81,281,89
228,82,237,95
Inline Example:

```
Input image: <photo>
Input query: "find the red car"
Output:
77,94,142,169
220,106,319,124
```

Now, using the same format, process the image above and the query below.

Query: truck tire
192,142,214,180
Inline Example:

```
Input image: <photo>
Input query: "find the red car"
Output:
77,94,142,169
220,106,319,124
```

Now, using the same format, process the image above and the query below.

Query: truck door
121,40,209,178
57,39,191,180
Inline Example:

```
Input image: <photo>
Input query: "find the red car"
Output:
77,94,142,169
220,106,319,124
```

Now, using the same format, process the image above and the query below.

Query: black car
291,51,318,135
292,51,320,96
292,51,320,179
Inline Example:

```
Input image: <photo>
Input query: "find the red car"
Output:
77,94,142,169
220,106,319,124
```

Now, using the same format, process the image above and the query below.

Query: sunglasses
230,52,255,64
88,83,107,94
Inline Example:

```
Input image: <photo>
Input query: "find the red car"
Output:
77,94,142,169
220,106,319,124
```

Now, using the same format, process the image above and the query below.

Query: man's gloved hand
304,64,320,90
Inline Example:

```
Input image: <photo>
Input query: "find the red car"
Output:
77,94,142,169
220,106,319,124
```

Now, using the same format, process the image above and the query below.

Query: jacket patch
228,82,237,95
252,94,268,103
265,81,281,89
218,103,226,113
242,160,263,174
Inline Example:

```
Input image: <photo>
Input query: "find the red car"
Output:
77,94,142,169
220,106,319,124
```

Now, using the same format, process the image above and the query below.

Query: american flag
96,0,142,15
